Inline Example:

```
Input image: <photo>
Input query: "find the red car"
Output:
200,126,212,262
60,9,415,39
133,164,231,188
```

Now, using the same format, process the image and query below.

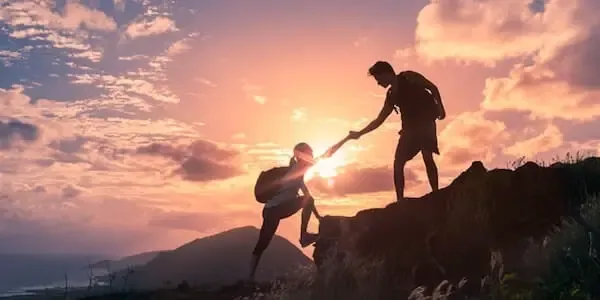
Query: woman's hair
290,142,313,166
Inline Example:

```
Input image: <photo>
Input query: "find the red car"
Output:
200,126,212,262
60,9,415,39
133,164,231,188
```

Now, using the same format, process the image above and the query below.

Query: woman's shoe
300,232,319,247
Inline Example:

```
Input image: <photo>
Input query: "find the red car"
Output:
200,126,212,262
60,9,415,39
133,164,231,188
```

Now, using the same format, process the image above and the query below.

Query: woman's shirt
264,163,307,208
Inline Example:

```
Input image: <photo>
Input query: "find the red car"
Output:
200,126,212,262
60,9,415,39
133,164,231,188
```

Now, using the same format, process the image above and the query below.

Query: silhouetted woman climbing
248,137,350,281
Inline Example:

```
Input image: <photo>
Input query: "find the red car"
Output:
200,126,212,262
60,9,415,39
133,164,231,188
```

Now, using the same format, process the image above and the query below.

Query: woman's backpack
253,166,291,203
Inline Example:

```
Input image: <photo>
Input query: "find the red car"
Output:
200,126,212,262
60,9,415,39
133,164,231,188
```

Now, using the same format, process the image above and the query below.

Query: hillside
313,157,600,298
89,251,164,273
107,226,312,290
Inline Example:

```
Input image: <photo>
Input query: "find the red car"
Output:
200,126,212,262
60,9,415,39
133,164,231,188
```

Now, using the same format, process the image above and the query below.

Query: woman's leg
248,211,280,281
299,196,320,247
310,197,323,220
300,196,316,236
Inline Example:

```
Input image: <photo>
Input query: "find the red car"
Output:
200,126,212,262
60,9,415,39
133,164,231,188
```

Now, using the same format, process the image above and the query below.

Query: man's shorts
395,121,439,163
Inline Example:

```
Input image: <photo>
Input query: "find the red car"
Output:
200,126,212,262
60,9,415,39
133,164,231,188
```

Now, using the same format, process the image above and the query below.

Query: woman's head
290,142,314,167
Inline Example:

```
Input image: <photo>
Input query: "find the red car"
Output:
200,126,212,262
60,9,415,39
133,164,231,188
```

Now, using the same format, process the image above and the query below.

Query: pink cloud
481,61,600,121
308,163,421,196
438,111,510,169
504,124,563,157
414,0,580,65
125,16,178,39
61,0,117,32
136,140,246,182
414,0,600,121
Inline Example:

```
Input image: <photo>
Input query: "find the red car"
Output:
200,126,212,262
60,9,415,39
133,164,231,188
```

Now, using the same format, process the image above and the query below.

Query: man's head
368,61,396,88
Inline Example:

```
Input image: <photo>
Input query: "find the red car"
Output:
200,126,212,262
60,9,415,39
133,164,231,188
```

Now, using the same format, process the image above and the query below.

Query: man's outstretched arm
351,102,394,139
405,71,446,120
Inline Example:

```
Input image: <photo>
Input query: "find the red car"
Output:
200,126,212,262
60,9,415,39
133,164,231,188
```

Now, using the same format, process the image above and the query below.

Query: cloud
148,211,232,233
415,0,600,121
62,184,84,199
0,0,269,255
481,26,600,121
0,50,22,66
232,133,246,140
438,111,510,169
0,1,116,63
504,123,564,157
0,120,39,149
0,0,117,33
194,77,217,88
244,143,291,167
242,82,268,104
166,33,201,57
291,108,307,122
414,0,579,65
393,47,416,65
114,0,126,12
136,140,245,182
61,0,118,32
353,36,369,47
49,136,89,154
125,16,178,39
0,192,178,255
253,96,267,105
308,163,420,196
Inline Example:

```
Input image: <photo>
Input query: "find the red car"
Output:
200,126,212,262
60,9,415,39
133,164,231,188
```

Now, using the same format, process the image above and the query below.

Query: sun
305,145,346,181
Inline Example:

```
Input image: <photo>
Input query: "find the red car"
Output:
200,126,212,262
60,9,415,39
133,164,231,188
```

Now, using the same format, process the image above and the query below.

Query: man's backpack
254,166,290,203
392,72,439,121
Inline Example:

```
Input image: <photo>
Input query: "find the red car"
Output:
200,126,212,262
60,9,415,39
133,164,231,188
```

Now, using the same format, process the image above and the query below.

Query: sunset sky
1,0,599,258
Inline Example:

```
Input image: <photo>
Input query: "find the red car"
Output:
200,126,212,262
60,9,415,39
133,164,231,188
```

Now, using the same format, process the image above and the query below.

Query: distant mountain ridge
90,250,164,273
105,226,312,290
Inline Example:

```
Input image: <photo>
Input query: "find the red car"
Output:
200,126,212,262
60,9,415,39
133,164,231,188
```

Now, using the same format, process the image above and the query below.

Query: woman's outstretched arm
319,134,352,159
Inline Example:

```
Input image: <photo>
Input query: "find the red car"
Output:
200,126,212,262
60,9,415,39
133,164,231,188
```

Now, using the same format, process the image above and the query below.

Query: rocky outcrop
313,157,600,294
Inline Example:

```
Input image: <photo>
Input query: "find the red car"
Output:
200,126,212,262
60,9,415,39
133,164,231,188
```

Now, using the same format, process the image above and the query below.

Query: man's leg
422,150,439,192
421,121,440,193
249,213,279,281
393,157,408,201
394,134,419,201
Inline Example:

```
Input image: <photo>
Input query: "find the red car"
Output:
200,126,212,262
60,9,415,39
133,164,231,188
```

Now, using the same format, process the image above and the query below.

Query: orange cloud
504,124,563,157
308,163,420,196
438,111,510,169
291,108,308,122
414,0,580,65
242,82,268,105
415,0,600,121
148,211,236,233
482,62,600,121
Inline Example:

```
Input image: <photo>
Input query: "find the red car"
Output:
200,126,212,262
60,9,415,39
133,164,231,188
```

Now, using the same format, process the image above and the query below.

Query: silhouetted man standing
349,61,446,201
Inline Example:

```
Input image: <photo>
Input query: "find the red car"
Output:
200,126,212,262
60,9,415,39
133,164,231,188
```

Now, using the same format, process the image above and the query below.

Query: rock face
313,157,600,293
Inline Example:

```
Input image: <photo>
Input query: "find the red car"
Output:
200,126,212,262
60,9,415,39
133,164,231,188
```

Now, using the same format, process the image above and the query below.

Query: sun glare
305,145,346,181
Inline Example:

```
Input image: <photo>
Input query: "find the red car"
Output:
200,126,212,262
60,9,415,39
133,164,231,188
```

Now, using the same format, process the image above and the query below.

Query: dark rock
313,157,600,295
